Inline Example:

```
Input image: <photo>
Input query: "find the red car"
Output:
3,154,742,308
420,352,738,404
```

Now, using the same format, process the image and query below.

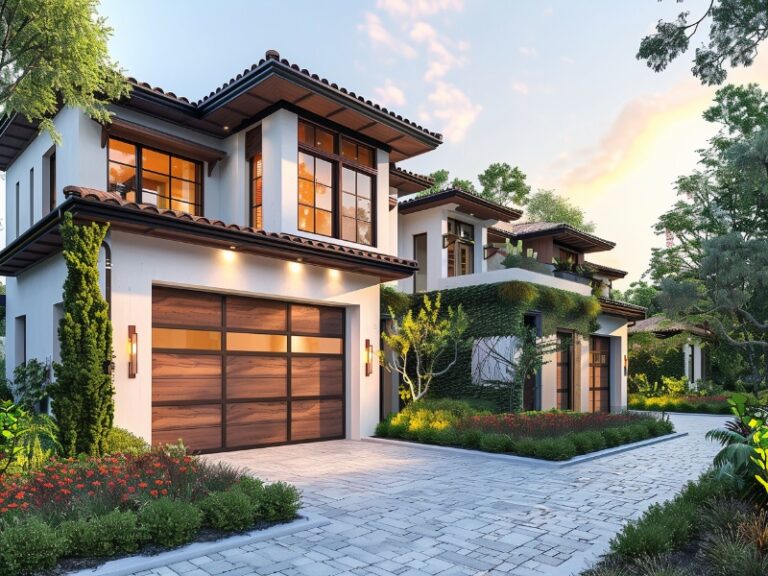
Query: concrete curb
67,514,330,576
364,431,689,469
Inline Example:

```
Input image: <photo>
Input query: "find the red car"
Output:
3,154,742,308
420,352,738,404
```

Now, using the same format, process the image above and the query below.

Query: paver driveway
133,414,726,576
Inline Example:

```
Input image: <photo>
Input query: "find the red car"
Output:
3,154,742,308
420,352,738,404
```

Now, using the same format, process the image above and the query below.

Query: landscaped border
69,514,329,576
365,431,688,468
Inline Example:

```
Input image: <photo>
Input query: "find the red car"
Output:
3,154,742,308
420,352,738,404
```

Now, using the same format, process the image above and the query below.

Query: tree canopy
0,0,129,139
638,0,768,85
524,189,596,232
423,163,530,206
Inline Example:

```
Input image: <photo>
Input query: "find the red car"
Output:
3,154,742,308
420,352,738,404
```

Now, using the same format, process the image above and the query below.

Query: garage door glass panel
291,357,343,397
291,336,343,355
153,328,221,351
226,297,287,331
226,356,287,399
291,305,343,335
227,333,288,353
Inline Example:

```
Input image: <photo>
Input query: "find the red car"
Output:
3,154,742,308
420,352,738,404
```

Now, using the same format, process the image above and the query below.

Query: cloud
374,79,406,107
428,81,482,143
519,46,537,57
409,21,467,81
377,0,463,18
358,12,417,59
511,82,530,95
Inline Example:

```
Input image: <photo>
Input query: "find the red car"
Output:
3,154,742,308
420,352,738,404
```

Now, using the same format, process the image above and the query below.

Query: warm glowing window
446,218,475,277
107,138,202,215
297,120,376,246
247,126,263,228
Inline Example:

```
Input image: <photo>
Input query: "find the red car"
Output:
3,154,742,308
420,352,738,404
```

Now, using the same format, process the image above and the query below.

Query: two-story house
0,50,442,452
395,189,645,414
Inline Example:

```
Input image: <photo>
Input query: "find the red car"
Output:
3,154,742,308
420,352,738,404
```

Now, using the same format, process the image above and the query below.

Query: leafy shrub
61,510,143,557
570,431,606,454
531,437,577,461
138,498,201,548
611,499,697,558
103,427,149,455
375,419,390,437
603,428,623,448
0,517,65,575
478,433,513,453
258,481,301,522
199,489,255,532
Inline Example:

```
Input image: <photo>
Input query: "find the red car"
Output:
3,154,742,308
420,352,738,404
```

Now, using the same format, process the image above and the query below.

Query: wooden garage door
151,287,345,452
589,336,611,413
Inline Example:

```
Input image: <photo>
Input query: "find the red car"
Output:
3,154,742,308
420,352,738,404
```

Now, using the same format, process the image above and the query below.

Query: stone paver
134,414,725,576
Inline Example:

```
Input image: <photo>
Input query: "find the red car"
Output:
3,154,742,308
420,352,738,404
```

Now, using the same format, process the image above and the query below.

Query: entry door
589,336,611,412
556,332,572,410
151,287,345,452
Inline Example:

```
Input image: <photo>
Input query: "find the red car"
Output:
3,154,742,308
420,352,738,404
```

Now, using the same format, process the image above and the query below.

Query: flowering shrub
455,411,653,438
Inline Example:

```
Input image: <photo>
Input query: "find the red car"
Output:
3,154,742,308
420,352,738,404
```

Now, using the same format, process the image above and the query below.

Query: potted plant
552,258,591,285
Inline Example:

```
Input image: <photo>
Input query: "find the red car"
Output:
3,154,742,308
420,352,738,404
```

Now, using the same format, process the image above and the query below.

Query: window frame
446,217,475,277
296,119,377,247
106,137,204,215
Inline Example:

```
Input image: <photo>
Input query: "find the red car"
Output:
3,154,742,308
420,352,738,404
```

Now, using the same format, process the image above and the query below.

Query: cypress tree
50,213,114,456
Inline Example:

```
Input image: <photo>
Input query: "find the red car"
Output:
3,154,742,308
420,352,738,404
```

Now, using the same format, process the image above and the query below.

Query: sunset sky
92,1,768,284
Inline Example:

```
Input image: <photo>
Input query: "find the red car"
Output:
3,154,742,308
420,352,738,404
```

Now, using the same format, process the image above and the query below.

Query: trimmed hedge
628,393,732,414
377,399,674,461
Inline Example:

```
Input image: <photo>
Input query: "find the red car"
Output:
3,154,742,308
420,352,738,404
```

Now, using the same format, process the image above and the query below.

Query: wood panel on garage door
151,287,345,453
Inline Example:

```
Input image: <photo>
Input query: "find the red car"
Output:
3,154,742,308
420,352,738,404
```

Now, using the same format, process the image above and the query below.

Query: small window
413,234,428,292
47,150,56,213
29,168,34,226
340,137,375,168
14,181,19,238
247,126,263,228
446,218,475,277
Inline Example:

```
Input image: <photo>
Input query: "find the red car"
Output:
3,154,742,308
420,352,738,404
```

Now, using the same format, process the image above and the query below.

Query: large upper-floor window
107,138,202,215
446,218,474,277
297,120,375,246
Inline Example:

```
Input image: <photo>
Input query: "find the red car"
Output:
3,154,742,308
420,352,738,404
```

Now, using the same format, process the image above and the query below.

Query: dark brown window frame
446,217,475,277
297,119,377,247
106,136,204,215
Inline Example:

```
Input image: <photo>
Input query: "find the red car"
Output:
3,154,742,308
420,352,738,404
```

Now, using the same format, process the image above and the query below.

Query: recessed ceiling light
229,245,236,250
223,125,230,131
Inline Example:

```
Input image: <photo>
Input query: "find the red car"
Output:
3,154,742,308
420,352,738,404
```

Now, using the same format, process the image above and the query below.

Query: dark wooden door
151,287,345,452
589,336,611,413
556,332,572,410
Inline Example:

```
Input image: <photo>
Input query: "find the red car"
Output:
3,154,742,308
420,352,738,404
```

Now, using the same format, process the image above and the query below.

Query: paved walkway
133,414,726,576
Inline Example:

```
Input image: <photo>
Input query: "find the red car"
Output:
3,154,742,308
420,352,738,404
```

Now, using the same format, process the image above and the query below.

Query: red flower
14,492,24,500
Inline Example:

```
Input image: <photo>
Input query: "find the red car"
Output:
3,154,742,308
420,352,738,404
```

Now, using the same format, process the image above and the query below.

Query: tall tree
477,163,531,207
638,0,768,85
0,0,129,139
422,169,477,195
611,281,662,315
50,214,114,456
524,189,596,232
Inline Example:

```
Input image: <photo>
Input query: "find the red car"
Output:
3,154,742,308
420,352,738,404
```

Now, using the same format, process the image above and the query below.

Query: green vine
383,281,601,402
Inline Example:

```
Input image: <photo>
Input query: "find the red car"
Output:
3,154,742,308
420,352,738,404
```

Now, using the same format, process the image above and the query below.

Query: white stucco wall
109,230,382,443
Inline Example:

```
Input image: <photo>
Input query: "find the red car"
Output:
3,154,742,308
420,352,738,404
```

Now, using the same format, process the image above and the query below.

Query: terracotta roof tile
63,186,417,269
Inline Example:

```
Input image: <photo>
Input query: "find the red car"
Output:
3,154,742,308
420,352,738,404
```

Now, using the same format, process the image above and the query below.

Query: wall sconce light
365,339,374,377
128,325,138,379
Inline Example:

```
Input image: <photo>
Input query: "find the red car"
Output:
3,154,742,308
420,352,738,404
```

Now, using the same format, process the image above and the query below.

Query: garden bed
628,393,732,414
0,448,301,575
376,399,675,461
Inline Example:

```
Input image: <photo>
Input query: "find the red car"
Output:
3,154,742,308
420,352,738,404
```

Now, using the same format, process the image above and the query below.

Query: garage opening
151,287,345,452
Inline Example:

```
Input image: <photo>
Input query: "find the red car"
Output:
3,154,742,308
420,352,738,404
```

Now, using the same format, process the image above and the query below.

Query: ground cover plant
0,446,301,574
376,399,674,461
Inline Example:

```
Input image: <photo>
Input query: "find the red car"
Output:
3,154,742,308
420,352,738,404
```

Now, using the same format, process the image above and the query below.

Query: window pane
341,138,356,161
298,205,314,232
172,198,198,214
142,148,169,174
252,177,262,206
142,171,169,196
341,217,356,242
108,139,136,165
153,328,221,350
171,179,196,204
357,145,373,167
291,336,343,355
342,192,356,218
342,167,355,194
315,209,332,236
227,332,288,353
252,155,263,178
298,152,314,180
315,158,332,187
356,173,372,199
298,179,314,206
315,184,332,211
298,121,314,147
108,163,136,196
357,197,371,222
314,127,334,153
357,221,372,245
252,206,262,229
171,157,197,180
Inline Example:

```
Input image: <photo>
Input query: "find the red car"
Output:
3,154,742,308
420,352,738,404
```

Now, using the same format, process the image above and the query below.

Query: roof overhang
0,114,41,171
598,297,647,321
0,190,418,282
584,261,627,280
389,166,433,195
493,225,615,253
398,189,523,222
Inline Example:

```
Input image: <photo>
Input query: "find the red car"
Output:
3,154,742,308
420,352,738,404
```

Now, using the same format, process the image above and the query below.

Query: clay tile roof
491,221,615,252
63,186,417,270
398,188,523,221
584,261,628,279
